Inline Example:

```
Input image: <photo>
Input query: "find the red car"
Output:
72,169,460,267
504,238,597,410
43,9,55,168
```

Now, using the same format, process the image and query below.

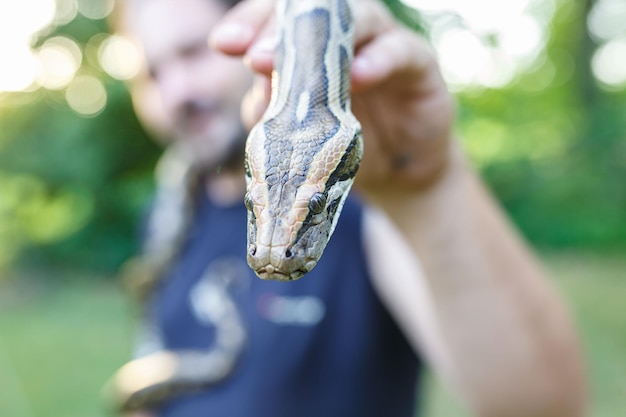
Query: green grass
543,252,626,417
0,252,624,417
0,276,134,417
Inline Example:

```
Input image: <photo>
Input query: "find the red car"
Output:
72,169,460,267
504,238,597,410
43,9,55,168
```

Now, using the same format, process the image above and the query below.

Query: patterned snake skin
245,0,363,281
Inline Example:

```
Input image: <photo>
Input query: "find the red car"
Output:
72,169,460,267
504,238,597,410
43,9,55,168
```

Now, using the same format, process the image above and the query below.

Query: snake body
245,0,363,281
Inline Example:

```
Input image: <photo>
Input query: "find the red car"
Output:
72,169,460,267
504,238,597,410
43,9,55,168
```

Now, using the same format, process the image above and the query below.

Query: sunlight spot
403,0,530,33
85,33,110,68
401,0,555,89
436,28,494,88
77,0,114,20
436,29,488,85
37,37,82,90
476,53,516,88
500,15,543,60
588,0,626,43
591,38,626,89
0,45,39,92
0,1,58,92
65,75,107,116
54,0,79,25
99,35,142,80
0,0,56,38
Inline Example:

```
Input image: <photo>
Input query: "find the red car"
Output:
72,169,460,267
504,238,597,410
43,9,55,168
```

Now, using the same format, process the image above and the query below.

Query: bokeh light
436,28,491,86
37,36,82,90
591,38,626,89
0,0,57,92
588,0,626,89
0,0,56,38
77,0,115,20
0,45,40,92
402,0,556,90
499,15,543,59
54,0,79,25
65,75,107,116
99,35,142,80
587,0,626,43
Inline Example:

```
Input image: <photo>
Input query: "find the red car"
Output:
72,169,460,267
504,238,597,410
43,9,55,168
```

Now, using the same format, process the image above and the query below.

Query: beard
171,96,248,174
200,125,247,174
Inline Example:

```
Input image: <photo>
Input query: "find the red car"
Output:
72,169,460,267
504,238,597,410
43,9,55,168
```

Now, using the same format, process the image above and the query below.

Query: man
111,0,587,416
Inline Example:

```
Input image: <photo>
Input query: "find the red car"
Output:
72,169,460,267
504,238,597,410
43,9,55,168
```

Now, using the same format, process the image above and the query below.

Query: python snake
245,0,363,281
111,0,362,410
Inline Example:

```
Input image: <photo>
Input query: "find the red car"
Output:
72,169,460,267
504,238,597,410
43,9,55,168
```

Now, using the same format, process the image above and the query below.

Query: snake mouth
255,265,309,281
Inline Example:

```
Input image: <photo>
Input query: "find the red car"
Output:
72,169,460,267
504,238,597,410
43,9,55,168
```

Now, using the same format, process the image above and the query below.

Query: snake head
244,129,362,281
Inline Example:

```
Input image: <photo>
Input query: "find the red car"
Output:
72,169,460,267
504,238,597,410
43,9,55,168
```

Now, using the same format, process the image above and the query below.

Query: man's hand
210,0,455,196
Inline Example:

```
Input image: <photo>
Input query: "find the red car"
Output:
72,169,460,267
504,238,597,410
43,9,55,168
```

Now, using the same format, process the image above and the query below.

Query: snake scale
245,0,363,281
111,0,361,409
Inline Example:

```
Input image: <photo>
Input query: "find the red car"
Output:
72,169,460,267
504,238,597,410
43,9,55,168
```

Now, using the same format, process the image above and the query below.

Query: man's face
133,0,251,168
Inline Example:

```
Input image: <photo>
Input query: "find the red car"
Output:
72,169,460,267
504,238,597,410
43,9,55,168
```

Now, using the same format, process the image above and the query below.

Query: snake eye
244,192,254,211
308,192,327,215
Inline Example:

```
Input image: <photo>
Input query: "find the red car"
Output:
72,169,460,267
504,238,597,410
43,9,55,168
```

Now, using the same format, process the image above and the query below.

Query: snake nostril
285,249,293,259
249,245,257,257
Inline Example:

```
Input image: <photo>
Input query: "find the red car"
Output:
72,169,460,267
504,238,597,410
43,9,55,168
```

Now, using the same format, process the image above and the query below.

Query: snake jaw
246,195,334,281
247,243,315,281
246,177,354,281
256,265,310,282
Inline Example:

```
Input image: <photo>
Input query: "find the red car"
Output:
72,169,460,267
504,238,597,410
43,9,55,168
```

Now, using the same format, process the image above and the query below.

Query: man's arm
362,145,587,417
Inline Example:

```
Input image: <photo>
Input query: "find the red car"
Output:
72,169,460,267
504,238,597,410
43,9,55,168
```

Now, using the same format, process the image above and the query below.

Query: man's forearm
364,145,587,417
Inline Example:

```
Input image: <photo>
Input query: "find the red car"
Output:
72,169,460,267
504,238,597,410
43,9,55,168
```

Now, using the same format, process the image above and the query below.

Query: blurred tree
0,0,623,278
0,11,160,275
456,0,626,249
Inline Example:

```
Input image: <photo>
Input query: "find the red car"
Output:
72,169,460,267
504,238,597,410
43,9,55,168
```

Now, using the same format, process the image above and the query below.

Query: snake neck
267,0,355,121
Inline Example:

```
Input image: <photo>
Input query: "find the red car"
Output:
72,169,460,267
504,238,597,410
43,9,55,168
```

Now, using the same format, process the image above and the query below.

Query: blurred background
0,0,623,416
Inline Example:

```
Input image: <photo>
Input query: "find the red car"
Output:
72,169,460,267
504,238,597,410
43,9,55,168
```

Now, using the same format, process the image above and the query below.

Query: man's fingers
212,0,433,87
210,0,275,56
353,0,395,48
352,28,436,92
353,1,434,92
244,21,278,76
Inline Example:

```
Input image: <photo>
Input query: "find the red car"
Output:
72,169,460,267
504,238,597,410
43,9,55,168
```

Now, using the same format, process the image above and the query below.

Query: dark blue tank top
151,193,422,417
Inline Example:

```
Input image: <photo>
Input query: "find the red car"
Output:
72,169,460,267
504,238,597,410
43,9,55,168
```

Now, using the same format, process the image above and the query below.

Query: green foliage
0,83,159,272
381,0,626,250
0,14,160,274
0,1,624,275
380,0,426,34
456,0,626,249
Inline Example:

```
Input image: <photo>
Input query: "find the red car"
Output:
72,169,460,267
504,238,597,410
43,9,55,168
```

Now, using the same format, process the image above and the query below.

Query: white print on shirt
257,293,326,326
